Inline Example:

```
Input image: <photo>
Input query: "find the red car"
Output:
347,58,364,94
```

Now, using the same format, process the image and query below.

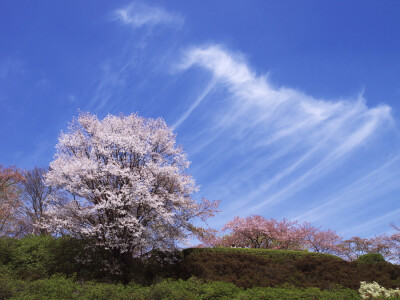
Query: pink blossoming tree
213,215,310,250
337,235,394,261
200,215,344,254
301,222,343,254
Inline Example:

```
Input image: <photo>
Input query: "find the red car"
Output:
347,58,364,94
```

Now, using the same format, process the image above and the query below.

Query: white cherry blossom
44,112,218,264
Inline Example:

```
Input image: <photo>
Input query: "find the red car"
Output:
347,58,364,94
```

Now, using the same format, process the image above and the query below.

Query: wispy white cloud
89,3,183,113
87,37,179,113
293,153,400,224
114,2,183,29
89,60,129,111
177,44,394,231
173,77,217,129
342,207,400,237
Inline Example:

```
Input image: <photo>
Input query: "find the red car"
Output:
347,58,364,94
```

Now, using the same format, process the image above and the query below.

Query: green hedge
1,275,360,300
178,248,400,290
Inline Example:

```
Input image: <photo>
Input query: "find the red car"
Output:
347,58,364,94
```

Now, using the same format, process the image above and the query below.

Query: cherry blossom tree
301,222,343,254
218,215,307,250
43,112,218,271
389,233,400,263
202,215,345,253
337,235,394,261
337,237,370,261
221,215,274,248
271,218,308,250
368,235,394,260
388,222,400,263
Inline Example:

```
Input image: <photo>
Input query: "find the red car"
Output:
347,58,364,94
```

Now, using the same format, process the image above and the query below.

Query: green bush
10,235,59,279
11,274,80,300
357,253,386,264
0,237,18,265
10,235,92,279
77,281,139,300
236,286,360,299
128,278,246,300
0,265,22,300
9,275,139,300
0,235,111,281
178,248,400,290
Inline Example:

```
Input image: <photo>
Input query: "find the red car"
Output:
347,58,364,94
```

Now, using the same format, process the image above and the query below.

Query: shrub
1,235,112,281
10,235,59,279
0,265,22,300
77,281,139,300
0,237,18,265
11,275,80,300
9,235,92,279
357,253,386,264
128,278,244,300
237,286,360,299
9,275,140,300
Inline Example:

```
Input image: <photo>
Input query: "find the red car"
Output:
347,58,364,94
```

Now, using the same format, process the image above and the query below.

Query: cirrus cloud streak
176,44,394,231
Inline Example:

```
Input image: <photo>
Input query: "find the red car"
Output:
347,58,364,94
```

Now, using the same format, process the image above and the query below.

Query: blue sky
1,1,400,239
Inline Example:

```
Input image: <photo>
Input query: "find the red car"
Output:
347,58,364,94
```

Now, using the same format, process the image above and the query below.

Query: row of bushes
1,236,399,291
0,271,360,300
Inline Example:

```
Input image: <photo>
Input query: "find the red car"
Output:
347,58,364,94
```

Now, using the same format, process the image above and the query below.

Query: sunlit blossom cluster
359,281,400,299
